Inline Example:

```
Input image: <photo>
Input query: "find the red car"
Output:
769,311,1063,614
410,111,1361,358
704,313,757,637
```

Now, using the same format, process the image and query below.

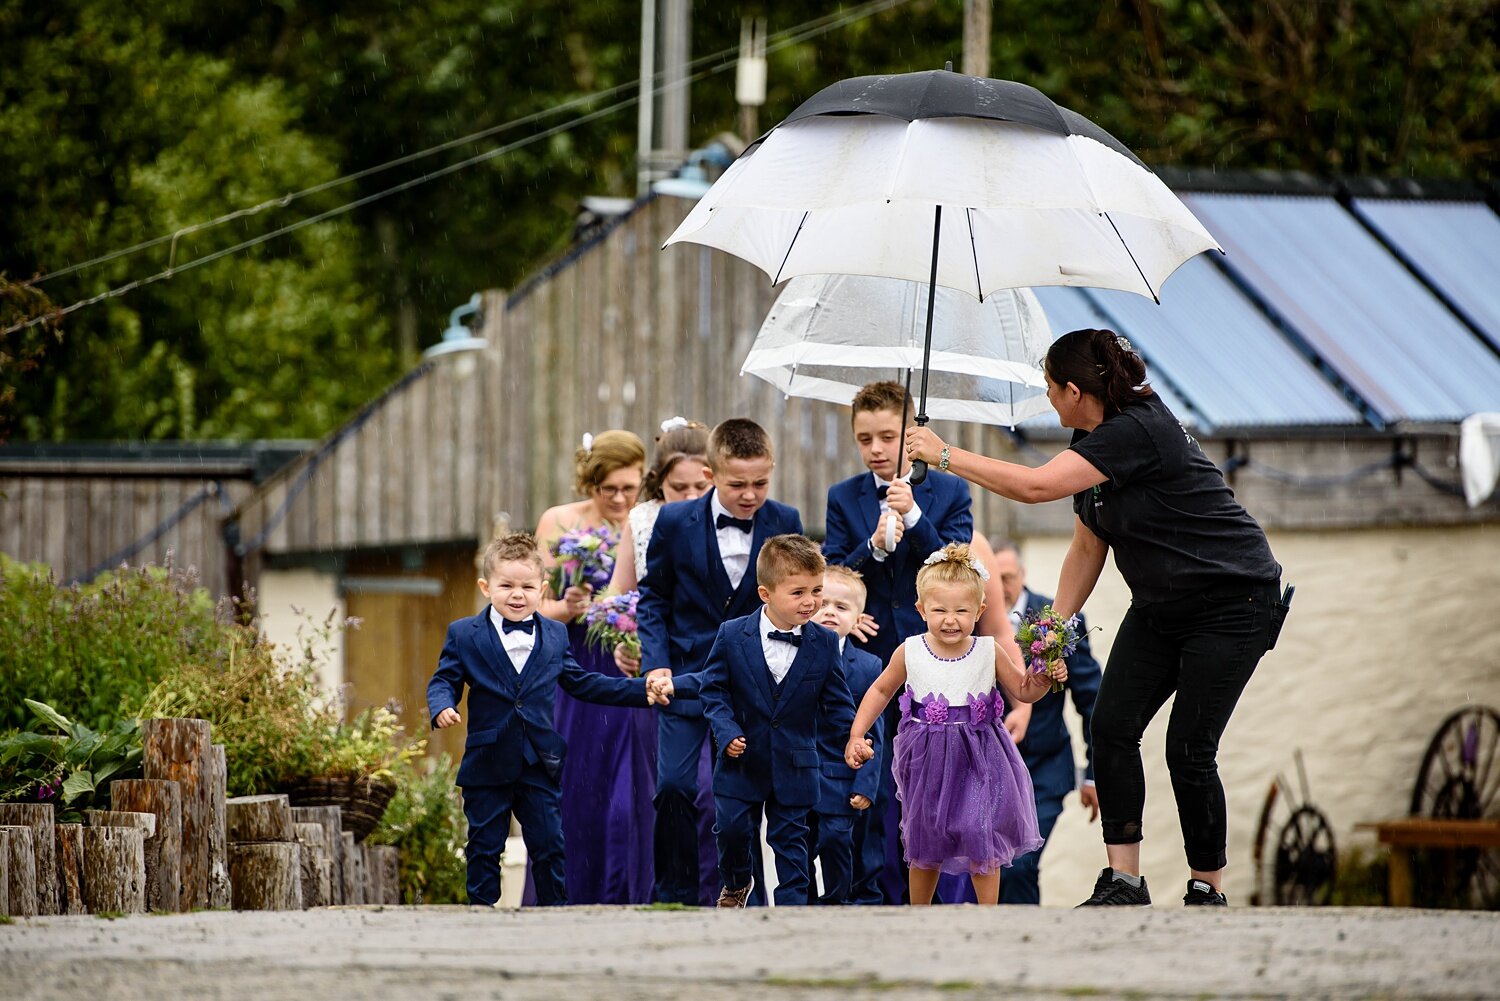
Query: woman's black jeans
1092,579,1279,872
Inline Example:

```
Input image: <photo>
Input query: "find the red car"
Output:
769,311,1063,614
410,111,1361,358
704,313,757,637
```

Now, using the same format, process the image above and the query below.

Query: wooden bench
1356,819,1500,906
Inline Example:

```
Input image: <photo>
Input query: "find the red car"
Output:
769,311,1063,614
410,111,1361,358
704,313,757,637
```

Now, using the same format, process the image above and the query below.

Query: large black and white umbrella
665,68,1218,479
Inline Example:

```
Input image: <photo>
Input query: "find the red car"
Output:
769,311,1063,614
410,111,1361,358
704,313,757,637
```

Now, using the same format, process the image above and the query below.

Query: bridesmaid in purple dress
535,429,652,903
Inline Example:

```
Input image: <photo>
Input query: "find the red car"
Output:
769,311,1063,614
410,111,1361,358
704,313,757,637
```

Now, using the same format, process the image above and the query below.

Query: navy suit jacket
822,470,972,662
637,491,802,716
816,642,885,815
675,616,854,808
427,610,648,787
1007,590,1101,787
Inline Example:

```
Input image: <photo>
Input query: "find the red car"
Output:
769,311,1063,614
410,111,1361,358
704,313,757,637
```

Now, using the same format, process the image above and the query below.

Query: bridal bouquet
1015,604,1084,694
548,525,619,601
584,590,641,670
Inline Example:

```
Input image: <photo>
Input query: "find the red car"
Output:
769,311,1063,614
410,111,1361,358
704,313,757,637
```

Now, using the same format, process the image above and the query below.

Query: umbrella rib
1103,211,1159,303
772,211,811,285
966,207,983,302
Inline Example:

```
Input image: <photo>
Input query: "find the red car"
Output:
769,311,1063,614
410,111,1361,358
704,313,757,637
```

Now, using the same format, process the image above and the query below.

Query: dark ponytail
1044,328,1152,415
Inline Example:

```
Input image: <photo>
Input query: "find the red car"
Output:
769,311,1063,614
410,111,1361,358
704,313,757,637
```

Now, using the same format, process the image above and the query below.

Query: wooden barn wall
0,475,253,596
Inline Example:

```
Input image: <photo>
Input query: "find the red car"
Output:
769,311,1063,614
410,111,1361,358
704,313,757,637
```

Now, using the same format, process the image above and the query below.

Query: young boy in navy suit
428,533,671,907
667,534,856,906
808,566,885,905
822,380,973,904
637,418,802,905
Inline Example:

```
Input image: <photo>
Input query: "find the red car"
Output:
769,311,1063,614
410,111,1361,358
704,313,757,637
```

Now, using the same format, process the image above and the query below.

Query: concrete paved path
3,904,1497,1000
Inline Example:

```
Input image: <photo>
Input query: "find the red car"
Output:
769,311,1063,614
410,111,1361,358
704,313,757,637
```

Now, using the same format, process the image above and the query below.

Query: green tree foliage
2,1,1494,441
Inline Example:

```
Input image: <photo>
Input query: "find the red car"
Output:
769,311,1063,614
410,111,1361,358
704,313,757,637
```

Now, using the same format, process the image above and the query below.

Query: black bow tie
501,617,534,634
716,513,754,533
875,484,890,500
767,630,802,646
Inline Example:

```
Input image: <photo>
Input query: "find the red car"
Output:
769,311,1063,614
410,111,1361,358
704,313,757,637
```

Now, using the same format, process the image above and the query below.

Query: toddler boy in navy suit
637,419,802,904
667,535,856,906
822,380,973,903
428,533,672,907
808,565,885,904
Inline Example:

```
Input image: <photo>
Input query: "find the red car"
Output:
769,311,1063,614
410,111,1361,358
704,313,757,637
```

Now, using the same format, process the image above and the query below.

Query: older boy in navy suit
637,418,802,905
667,535,856,906
989,538,1101,905
428,533,668,907
823,381,972,904
808,566,885,905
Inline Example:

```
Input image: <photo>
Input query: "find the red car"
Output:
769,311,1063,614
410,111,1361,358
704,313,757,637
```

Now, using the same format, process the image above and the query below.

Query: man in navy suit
428,533,659,907
672,534,856,906
808,566,885,904
823,381,972,904
990,538,1102,905
638,419,802,905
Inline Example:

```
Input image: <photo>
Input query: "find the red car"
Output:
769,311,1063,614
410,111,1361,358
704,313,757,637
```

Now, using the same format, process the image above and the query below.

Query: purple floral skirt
891,689,1044,875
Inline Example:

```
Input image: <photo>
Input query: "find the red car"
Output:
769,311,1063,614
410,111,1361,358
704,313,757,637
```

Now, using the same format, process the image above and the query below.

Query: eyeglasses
594,484,639,498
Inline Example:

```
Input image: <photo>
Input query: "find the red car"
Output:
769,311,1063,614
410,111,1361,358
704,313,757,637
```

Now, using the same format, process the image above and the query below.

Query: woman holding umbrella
903,328,1284,907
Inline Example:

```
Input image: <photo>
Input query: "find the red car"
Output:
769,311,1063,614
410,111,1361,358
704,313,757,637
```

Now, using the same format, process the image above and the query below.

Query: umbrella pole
896,367,913,480
908,205,942,485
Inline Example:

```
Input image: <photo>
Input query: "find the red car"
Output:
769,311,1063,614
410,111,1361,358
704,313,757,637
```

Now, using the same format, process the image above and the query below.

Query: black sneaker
1076,867,1152,907
1183,879,1227,906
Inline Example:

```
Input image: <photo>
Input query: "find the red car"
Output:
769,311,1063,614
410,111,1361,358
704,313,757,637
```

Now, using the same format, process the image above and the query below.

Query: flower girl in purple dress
844,542,1059,905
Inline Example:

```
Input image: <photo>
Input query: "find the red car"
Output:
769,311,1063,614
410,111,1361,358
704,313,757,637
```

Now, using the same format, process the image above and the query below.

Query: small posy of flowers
1015,604,1085,694
548,525,619,607
584,590,641,672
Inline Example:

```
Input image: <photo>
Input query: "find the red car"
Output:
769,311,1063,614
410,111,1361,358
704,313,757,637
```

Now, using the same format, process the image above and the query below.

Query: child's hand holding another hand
844,736,874,769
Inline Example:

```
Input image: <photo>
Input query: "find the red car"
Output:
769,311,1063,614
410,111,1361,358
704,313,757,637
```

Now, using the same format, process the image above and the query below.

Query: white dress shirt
1009,588,1030,626
870,473,924,561
711,491,752,590
490,608,536,673
758,609,801,685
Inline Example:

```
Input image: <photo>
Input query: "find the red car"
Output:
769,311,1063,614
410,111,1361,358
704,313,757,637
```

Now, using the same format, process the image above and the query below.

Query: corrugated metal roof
1351,198,1500,354
1181,193,1500,425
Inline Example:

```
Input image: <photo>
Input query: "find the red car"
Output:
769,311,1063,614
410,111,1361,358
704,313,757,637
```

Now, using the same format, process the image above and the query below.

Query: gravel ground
2,904,1497,1000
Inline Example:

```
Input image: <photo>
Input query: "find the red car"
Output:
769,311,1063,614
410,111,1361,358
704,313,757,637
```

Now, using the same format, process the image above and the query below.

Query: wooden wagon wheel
1273,804,1337,906
1409,705,1500,908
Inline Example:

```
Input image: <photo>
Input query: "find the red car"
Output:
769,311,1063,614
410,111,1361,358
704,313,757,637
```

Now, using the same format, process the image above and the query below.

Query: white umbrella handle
885,515,898,553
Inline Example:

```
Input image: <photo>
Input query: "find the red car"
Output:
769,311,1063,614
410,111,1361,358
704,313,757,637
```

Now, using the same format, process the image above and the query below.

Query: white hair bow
660,416,690,434
922,547,991,582
581,432,594,454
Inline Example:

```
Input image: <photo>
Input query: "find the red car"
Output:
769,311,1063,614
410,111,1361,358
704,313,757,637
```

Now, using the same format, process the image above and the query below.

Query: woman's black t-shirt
1069,393,1280,603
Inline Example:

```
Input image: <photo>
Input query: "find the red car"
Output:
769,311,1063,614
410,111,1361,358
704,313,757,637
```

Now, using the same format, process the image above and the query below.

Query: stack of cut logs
0,717,399,917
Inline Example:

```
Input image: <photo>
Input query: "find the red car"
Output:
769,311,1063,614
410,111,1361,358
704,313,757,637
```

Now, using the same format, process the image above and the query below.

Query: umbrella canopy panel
743,275,1054,427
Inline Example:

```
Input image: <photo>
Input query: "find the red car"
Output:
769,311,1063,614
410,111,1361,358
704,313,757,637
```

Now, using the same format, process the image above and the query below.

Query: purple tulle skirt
891,689,1044,875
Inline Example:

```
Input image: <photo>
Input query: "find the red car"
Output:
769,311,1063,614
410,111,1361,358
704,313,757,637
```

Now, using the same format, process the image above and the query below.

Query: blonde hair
915,542,986,604
756,534,825,590
481,532,546,580
574,429,646,495
822,565,868,611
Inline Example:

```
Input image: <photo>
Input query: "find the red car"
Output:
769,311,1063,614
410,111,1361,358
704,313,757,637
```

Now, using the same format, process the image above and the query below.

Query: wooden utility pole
963,0,992,78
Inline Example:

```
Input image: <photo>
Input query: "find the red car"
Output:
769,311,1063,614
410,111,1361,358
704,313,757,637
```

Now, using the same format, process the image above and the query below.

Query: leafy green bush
0,555,237,732
0,699,142,822
367,752,467,905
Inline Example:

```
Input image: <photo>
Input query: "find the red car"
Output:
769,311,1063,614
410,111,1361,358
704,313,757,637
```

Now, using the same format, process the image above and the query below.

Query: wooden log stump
85,811,161,914
142,718,212,909
207,744,230,909
110,779,183,912
82,825,145,914
0,804,58,915
229,842,302,911
344,832,364,904
371,845,401,905
0,829,9,916
225,794,294,844
0,825,38,917
361,842,383,904
291,806,345,905
293,823,329,908
55,823,85,915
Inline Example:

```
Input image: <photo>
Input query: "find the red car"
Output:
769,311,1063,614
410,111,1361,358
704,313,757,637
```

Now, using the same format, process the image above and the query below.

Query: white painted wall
1022,523,1500,906
256,567,347,698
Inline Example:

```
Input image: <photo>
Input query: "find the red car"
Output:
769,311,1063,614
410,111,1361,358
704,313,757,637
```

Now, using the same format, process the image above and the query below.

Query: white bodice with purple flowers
901,634,1002,725
628,501,662,580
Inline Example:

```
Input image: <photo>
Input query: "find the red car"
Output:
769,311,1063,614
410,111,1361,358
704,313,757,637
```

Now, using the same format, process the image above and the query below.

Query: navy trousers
462,766,565,907
806,811,855,904
1000,744,1074,905
716,794,811,906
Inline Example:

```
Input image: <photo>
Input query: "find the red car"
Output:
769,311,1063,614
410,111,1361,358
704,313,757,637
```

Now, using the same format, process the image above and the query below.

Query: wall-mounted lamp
423,293,487,359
